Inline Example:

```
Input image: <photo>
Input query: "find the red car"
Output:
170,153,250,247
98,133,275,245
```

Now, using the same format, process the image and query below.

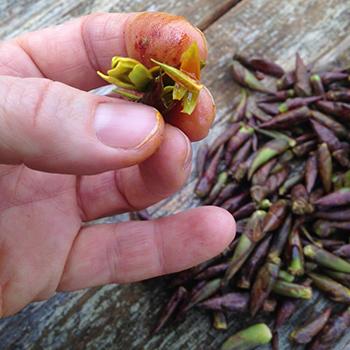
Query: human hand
0,12,235,317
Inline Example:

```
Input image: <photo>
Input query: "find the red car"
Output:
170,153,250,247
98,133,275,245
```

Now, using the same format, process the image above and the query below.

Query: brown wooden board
1,0,350,349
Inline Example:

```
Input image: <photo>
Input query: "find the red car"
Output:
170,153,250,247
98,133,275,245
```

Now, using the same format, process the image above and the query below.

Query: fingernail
181,131,192,171
94,102,160,149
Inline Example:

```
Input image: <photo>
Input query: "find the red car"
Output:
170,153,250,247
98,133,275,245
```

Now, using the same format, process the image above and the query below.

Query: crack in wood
197,0,243,31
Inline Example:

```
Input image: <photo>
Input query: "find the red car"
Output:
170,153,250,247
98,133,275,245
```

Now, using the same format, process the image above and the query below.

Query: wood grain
1,0,350,349
0,0,226,39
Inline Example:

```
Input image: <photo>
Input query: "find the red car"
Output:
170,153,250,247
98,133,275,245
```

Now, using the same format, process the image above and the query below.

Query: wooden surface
1,0,350,349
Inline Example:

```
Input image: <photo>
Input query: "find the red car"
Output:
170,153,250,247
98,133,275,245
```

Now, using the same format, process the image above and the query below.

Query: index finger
3,12,213,141
13,12,207,91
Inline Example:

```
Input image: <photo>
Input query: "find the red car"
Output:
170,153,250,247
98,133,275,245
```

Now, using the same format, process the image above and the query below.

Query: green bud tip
304,245,316,258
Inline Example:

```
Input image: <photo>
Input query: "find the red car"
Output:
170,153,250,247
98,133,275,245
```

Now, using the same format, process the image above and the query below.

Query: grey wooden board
0,0,227,39
1,0,350,349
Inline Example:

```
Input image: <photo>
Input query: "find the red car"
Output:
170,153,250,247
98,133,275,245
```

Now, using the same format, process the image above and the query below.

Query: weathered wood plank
0,0,228,39
1,0,350,349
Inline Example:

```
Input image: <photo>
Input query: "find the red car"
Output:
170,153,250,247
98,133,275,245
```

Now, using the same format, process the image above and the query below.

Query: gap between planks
197,0,243,31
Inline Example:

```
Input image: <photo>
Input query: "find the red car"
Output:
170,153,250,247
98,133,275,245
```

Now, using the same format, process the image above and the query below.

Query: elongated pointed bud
272,280,312,299
234,54,285,77
231,89,248,122
315,100,350,123
151,286,188,334
310,74,325,95
198,292,249,312
194,263,228,281
248,139,291,179
222,210,267,286
315,188,350,208
208,123,240,157
311,110,348,139
237,235,273,290
308,272,350,304
323,269,350,288
250,260,280,316
203,171,228,204
262,199,289,233
221,323,272,350
195,145,224,197
186,278,221,310
305,153,318,193
309,307,350,350
290,308,332,344
232,60,273,93
317,143,333,193
225,125,254,164
320,71,348,85
259,106,310,129
294,53,311,96
288,225,305,276
326,90,350,103
304,244,350,273
311,119,342,152
196,143,209,178
275,280,312,329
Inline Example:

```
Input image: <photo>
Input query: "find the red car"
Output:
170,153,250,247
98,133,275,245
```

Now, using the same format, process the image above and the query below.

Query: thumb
0,76,164,174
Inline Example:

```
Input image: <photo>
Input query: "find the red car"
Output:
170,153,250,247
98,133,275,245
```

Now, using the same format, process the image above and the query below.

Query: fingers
124,12,207,68
0,75,164,174
1,12,213,142
4,13,207,91
166,87,216,142
78,125,192,220
58,206,235,291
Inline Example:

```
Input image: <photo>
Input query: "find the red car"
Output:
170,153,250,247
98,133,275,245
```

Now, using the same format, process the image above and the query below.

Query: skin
0,12,235,317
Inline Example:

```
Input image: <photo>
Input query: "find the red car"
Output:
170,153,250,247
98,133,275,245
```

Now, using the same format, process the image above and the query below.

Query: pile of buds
146,53,350,349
